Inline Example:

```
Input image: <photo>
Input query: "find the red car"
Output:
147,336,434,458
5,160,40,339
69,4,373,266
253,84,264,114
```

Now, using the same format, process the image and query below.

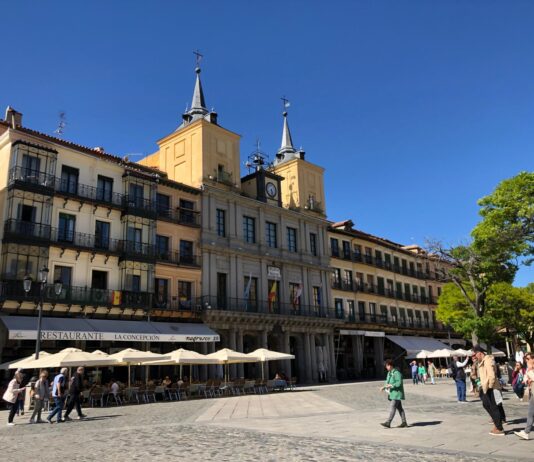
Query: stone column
261,329,269,379
328,333,337,382
208,341,217,379
374,336,385,379
283,330,292,379
200,342,208,381
303,332,313,383
352,335,364,377
229,328,237,379
236,329,244,378
310,334,318,382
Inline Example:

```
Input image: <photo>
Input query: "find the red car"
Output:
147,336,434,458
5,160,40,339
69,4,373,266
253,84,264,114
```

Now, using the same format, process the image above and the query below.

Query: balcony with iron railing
155,250,201,268
3,219,52,243
122,195,157,219
55,177,124,208
330,248,440,282
0,280,151,310
199,295,337,319
341,310,440,330
156,207,200,227
8,166,56,192
331,278,437,305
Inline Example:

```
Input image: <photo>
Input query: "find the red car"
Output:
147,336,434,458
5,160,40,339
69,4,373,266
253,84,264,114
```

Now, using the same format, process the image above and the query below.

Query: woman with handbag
29,370,49,424
2,370,24,426
514,353,534,440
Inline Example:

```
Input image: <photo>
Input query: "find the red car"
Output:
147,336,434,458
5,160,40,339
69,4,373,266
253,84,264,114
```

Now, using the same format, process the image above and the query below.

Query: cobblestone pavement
0,381,531,461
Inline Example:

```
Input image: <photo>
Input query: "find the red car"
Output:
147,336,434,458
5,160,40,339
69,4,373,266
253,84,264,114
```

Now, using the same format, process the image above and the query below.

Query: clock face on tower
266,182,277,198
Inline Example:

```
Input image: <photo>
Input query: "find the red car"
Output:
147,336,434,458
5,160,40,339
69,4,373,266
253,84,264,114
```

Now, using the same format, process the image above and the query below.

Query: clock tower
240,147,283,207
271,110,326,216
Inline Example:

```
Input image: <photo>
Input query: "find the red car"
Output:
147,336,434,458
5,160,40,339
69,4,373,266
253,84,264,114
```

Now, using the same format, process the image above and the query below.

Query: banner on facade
8,329,220,343
267,266,281,279
339,330,385,337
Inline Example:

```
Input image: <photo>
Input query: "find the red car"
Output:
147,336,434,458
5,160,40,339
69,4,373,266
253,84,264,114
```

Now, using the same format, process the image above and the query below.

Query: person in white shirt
452,356,470,402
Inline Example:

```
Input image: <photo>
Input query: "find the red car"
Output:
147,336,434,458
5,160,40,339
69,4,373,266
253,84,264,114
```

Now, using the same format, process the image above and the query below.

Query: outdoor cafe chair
177,383,189,400
166,385,178,401
89,388,105,408
125,387,140,404
154,385,166,401
143,386,157,403
243,380,256,394
106,391,123,406
254,379,267,394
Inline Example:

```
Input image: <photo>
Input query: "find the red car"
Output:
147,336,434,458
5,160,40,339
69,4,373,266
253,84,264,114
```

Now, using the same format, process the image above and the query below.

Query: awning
0,316,219,343
340,330,385,337
386,335,452,357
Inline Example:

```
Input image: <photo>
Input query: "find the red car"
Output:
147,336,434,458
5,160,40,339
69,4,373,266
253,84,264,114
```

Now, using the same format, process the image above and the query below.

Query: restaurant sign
9,330,220,343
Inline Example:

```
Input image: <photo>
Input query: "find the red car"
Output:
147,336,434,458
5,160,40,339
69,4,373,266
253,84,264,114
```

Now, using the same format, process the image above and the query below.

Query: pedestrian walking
514,352,534,440
64,366,86,420
512,362,527,400
418,362,427,384
380,359,408,428
29,370,50,424
473,345,505,436
451,355,469,402
2,370,24,426
409,360,418,385
427,360,437,385
47,368,68,424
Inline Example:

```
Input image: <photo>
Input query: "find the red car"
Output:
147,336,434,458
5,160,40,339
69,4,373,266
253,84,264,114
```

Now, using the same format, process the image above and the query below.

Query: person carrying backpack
512,362,526,400
452,355,469,402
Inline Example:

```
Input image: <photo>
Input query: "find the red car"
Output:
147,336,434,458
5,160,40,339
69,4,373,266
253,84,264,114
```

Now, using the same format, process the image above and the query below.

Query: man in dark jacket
64,367,86,420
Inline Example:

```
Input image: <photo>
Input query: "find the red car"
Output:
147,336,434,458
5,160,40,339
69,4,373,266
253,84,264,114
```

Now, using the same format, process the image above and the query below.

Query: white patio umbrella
414,350,433,359
245,348,295,380
20,348,117,369
107,348,170,387
452,348,471,357
1,351,50,370
205,348,257,382
141,348,213,380
428,348,453,359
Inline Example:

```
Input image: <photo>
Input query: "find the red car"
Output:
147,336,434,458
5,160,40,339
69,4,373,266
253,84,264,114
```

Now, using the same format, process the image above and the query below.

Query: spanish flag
268,281,277,312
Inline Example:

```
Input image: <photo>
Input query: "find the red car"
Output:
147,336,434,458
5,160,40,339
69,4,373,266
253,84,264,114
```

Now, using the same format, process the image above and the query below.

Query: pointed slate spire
190,66,208,115
275,110,302,164
280,111,294,153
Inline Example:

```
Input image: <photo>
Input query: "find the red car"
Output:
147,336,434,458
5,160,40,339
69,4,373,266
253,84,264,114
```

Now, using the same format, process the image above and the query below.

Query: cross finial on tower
281,96,290,115
193,49,203,71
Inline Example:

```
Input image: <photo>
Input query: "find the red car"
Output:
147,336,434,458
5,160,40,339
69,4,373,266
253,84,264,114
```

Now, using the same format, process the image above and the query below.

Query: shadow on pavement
409,420,442,427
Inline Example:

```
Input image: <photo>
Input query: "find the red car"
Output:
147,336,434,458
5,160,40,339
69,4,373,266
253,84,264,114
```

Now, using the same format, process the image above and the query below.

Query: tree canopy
472,171,534,263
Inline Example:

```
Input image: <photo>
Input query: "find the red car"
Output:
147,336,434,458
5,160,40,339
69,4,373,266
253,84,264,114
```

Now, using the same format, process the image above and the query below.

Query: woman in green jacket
380,359,408,428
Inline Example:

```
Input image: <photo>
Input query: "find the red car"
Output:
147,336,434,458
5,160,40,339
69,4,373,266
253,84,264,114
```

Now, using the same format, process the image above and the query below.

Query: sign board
8,329,219,343
339,330,385,337
267,265,281,279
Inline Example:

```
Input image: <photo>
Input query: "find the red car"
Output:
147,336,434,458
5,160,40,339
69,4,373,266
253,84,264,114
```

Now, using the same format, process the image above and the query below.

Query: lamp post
23,267,63,360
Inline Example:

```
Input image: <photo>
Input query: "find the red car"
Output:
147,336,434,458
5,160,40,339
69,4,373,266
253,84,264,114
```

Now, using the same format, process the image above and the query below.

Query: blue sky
1,1,532,285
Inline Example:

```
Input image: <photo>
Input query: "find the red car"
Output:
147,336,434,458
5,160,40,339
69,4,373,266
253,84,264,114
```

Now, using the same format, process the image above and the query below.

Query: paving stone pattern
0,380,531,461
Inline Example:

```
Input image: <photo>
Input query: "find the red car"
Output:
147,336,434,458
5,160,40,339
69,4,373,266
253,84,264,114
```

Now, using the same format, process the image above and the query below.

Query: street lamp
23,267,63,359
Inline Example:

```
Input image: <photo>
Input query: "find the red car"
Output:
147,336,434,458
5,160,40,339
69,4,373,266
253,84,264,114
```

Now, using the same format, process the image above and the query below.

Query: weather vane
281,96,290,112
54,111,67,137
193,49,203,68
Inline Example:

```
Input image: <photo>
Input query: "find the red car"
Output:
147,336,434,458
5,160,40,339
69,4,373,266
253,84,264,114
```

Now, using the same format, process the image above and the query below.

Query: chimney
4,106,23,128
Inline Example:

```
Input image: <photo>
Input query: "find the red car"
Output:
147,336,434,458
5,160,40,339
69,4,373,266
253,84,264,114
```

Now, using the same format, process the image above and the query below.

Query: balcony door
127,227,142,253
58,213,76,243
129,183,144,208
95,221,110,250
21,154,41,180
60,166,79,194
16,204,37,236
155,278,169,308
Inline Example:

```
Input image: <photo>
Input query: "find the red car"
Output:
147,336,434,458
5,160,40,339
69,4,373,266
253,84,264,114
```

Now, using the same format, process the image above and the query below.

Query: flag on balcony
293,283,303,308
112,290,122,306
268,281,277,312
243,273,252,300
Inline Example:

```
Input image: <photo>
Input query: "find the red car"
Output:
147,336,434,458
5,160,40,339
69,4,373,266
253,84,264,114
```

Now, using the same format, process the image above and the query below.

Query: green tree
473,171,534,263
486,282,534,351
436,283,498,344
430,242,516,344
